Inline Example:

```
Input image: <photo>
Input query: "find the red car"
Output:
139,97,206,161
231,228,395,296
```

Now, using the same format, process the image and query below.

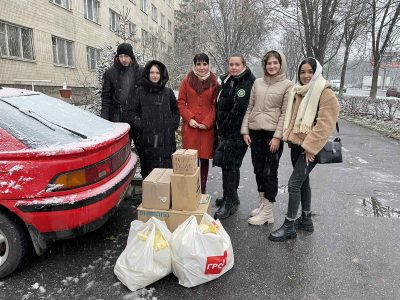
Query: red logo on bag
205,250,228,275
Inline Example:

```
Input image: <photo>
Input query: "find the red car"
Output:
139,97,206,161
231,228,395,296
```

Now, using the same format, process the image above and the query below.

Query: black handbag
316,122,343,164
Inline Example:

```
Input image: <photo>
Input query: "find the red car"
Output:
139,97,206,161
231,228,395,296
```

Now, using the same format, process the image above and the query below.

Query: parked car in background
386,87,400,98
330,80,347,93
0,88,137,278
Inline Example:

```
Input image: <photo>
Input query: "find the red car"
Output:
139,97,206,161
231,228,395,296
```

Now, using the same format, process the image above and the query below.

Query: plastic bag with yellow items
114,217,172,291
171,213,234,287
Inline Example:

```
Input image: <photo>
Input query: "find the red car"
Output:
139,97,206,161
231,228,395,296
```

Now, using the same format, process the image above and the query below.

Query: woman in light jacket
241,50,293,225
269,58,339,241
178,53,219,194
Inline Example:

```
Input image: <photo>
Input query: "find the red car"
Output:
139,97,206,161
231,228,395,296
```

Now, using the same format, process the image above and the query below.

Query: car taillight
47,143,131,192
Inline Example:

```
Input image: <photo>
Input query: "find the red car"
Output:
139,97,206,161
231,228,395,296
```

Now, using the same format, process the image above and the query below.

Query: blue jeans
287,144,317,219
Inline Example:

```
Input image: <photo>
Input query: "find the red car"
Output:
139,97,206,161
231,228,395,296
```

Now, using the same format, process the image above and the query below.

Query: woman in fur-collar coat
269,57,339,242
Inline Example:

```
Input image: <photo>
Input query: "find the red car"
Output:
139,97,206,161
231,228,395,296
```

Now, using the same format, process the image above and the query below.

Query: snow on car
0,87,138,278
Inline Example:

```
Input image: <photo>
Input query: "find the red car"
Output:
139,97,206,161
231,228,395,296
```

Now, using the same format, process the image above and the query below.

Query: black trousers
222,168,240,198
287,144,317,219
249,130,284,202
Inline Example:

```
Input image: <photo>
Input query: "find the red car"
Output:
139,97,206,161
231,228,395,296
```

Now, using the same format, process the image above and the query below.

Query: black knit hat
117,43,135,60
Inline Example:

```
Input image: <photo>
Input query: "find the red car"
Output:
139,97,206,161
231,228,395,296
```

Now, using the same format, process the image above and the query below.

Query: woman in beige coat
269,57,339,241
241,50,293,225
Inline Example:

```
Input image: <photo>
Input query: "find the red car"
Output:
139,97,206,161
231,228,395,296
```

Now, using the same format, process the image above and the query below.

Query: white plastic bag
114,217,172,291
171,213,234,287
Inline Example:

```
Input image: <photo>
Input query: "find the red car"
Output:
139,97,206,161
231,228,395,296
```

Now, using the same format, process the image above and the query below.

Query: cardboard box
171,167,201,211
137,194,212,232
172,149,198,175
142,168,173,210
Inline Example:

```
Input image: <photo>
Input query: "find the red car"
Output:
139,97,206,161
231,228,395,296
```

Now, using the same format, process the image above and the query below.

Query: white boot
248,200,274,225
250,192,265,217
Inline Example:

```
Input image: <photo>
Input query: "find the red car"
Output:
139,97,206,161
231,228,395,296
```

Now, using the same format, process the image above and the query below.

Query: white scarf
192,66,211,81
283,59,326,135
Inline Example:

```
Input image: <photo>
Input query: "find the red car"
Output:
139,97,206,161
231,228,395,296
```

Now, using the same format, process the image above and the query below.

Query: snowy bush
338,94,400,139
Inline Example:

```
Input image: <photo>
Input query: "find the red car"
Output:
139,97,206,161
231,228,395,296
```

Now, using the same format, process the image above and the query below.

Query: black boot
294,211,314,232
269,218,297,242
214,197,236,219
215,191,240,207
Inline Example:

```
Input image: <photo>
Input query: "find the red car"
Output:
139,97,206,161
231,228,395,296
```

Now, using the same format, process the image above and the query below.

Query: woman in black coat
130,60,180,179
213,54,256,219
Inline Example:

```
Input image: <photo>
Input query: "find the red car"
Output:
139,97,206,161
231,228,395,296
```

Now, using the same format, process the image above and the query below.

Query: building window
109,9,120,32
84,0,100,23
128,22,136,37
160,41,166,53
87,46,100,70
140,0,147,13
141,29,148,47
52,36,74,67
160,13,166,28
50,0,70,10
168,20,172,33
151,5,158,22
168,45,172,54
0,21,34,60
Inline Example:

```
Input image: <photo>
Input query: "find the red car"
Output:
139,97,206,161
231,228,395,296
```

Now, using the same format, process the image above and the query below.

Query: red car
386,87,400,98
0,88,137,278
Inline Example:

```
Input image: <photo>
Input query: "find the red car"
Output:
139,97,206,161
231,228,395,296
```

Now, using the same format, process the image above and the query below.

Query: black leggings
222,168,240,198
250,130,283,202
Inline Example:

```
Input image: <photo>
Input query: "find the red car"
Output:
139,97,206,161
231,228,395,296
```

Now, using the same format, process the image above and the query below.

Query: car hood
0,90,129,157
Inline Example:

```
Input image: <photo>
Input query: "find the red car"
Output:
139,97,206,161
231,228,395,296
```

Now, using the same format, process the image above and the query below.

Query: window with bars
84,0,100,23
0,21,34,60
151,5,158,22
168,20,172,33
141,29,148,47
128,22,136,37
160,13,166,28
87,46,100,70
140,0,147,13
50,0,70,9
52,36,74,67
109,9,120,32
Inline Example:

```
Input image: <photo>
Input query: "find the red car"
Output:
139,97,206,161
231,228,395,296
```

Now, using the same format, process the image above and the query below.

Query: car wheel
0,212,31,278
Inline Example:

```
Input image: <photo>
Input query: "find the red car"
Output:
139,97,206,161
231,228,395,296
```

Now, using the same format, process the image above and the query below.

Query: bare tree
116,7,138,44
279,30,304,80
338,0,369,96
368,0,400,98
273,0,347,65
202,0,271,73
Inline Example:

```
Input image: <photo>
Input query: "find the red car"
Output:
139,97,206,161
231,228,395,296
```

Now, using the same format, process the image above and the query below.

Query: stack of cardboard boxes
137,149,211,231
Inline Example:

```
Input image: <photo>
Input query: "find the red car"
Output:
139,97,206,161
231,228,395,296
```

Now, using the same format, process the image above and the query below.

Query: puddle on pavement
361,197,400,218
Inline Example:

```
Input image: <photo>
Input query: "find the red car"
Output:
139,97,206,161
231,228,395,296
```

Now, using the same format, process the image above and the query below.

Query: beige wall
0,0,175,89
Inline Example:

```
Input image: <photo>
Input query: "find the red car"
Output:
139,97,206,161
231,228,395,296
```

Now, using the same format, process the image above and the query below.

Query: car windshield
0,92,115,149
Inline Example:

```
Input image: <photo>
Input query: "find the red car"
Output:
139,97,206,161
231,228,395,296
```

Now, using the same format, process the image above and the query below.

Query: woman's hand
243,134,251,146
198,123,208,130
269,137,280,153
189,119,199,128
305,151,315,165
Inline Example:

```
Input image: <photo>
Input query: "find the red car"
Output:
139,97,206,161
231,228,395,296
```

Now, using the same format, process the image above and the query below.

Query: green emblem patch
237,89,246,97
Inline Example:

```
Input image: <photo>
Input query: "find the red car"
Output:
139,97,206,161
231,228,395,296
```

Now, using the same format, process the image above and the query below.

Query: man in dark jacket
100,43,143,123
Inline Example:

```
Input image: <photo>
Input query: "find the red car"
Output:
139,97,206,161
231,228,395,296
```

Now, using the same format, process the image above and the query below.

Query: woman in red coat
178,53,219,194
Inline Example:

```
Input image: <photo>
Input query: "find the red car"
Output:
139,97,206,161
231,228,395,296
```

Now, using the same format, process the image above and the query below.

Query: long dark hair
297,58,317,84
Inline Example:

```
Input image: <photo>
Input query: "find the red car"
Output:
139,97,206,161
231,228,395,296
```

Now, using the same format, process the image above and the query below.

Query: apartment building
0,0,175,99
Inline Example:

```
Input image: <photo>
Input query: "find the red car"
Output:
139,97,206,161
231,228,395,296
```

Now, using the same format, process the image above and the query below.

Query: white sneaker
248,200,274,225
250,192,265,217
